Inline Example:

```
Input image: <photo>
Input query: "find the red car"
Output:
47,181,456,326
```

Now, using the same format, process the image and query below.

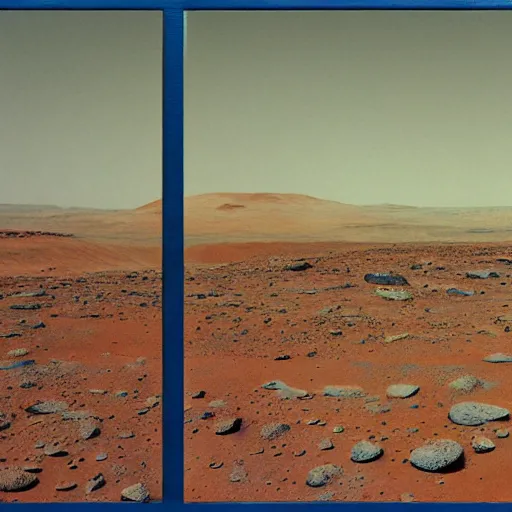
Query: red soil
184,240,512,502
0,205,161,502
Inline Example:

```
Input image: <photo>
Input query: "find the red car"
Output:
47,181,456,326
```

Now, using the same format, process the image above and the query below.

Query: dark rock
364,273,409,286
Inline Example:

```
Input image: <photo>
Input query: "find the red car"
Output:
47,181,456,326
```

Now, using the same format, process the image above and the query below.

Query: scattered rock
229,460,248,483
350,441,383,463
466,271,500,279
483,353,512,363
410,439,464,472
306,464,342,487
56,481,78,491
384,333,409,343
260,423,290,440
121,483,150,502
7,348,29,357
318,438,334,451
386,384,420,399
472,436,495,453
446,288,474,297
0,468,39,492
79,420,101,440
192,391,206,399
215,418,243,436
495,428,509,439
86,473,106,494
332,426,344,434
323,385,365,398
285,262,313,272
400,492,415,502
375,289,413,301
448,402,509,426
364,273,409,286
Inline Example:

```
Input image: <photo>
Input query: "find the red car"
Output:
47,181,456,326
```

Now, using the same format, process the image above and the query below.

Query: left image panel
0,11,162,502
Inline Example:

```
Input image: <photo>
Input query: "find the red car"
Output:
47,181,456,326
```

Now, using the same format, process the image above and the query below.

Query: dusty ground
0,205,161,502
184,239,512,502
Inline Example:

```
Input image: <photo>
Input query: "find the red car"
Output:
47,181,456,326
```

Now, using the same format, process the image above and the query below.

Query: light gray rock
350,441,383,463
410,439,463,472
386,384,420,399
0,468,39,492
483,353,512,363
260,423,290,440
323,385,365,398
305,464,342,487
449,402,509,426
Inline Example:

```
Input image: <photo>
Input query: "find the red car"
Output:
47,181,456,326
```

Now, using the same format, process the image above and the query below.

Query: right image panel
184,10,512,503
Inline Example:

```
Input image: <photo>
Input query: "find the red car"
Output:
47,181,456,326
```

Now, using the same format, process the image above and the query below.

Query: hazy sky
185,11,512,208
0,11,162,210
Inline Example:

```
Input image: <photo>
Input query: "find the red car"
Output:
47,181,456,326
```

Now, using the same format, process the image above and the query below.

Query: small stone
350,441,383,463
22,467,42,474
79,421,101,440
34,441,45,449
215,418,243,436
333,426,344,434
0,468,39,492
483,353,512,363
7,348,29,358
146,395,160,408
192,390,206,399
400,493,415,502
472,436,495,453
229,460,248,483
118,431,135,439
86,473,106,493
496,428,509,438
306,464,342,487
44,444,69,457
410,439,463,472
115,391,129,398
56,481,78,491
96,453,108,462
260,423,290,440
209,400,226,408
209,461,224,469
121,483,150,502
89,389,107,395
386,384,420,399
294,449,306,457
318,438,334,451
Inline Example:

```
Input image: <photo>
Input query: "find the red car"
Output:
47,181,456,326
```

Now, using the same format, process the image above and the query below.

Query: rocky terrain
0,204,161,502
184,241,512,502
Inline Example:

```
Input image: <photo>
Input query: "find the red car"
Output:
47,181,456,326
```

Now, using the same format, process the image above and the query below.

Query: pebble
410,439,463,472
79,421,101,440
86,473,106,493
7,348,29,357
118,431,135,439
483,353,512,363
260,423,290,440
472,436,495,453
448,402,510,426
89,389,107,395
306,464,342,487
121,483,150,502
209,461,223,469
229,460,248,483
215,418,243,436
318,438,334,451
350,441,383,463
333,426,344,434
400,492,415,502
44,444,69,457
364,273,409,286
386,384,420,399
496,428,509,439
192,391,206,399
0,468,39,491
55,481,78,491
96,453,108,462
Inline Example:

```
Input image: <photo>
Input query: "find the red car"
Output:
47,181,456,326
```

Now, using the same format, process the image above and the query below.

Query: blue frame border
4,1,512,511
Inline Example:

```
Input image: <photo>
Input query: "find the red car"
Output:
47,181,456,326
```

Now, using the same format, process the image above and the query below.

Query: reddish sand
184,194,512,503
0,204,161,502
